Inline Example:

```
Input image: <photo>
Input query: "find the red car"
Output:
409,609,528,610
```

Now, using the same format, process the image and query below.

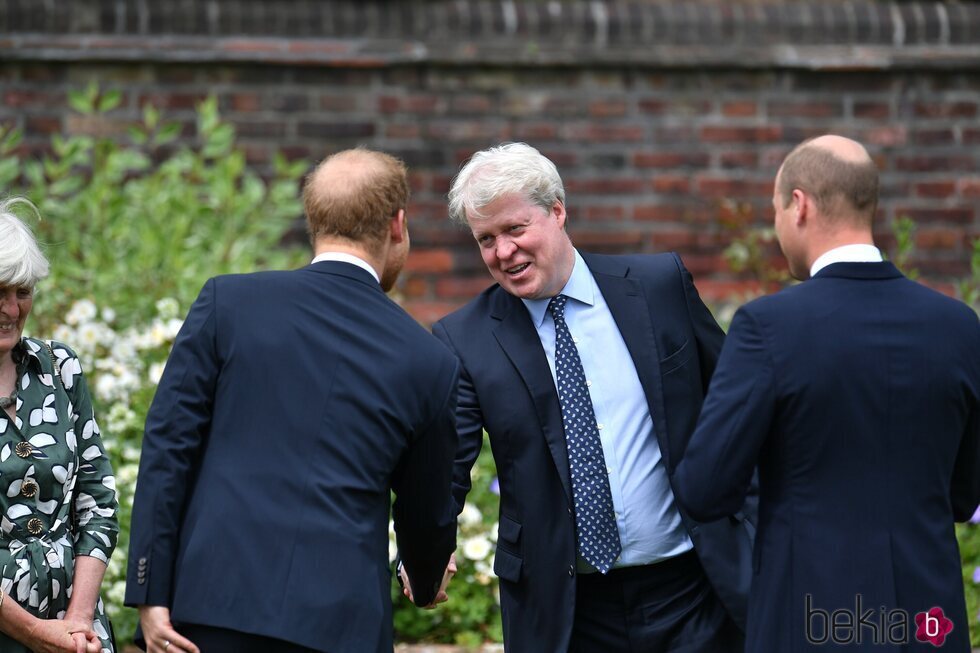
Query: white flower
462,535,492,561
148,321,169,348
101,307,116,323
389,539,398,564
148,362,166,385
76,323,102,351
155,297,180,320
51,325,74,345
459,503,483,527
66,299,98,325
165,318,183,340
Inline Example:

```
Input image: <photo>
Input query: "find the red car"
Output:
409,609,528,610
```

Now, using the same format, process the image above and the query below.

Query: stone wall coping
1,1,978,69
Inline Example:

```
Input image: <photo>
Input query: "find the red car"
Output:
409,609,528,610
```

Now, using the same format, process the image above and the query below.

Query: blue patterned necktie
548,294,622,574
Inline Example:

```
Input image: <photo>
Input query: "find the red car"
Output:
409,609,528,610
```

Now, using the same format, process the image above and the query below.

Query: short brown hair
302,148,410,253
777,140,879,225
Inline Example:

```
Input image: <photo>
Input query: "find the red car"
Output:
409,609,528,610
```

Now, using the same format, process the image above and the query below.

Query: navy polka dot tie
548,294,622,574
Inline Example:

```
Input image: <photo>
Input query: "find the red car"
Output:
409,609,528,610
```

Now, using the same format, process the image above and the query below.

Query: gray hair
448,142,565,224
0,197,49,288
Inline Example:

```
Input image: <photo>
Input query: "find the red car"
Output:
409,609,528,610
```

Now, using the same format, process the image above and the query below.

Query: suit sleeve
950,322,980,521
951,404,980,522
431,321,487,515
673,253,725,391
674,307,774,522
124,278,219,607
390,356,460,607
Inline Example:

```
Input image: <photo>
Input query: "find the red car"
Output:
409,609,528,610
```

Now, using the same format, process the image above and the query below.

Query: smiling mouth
0,323,15,332
505,263,530,275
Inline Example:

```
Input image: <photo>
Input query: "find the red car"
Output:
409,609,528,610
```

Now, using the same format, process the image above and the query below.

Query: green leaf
143,104,159,130
67,89,93,115
0,157,18,186
24,160,44,188
127,126,148,145
49,174,85,196
155,122,182,145
97,89,123,113
0,127,22,155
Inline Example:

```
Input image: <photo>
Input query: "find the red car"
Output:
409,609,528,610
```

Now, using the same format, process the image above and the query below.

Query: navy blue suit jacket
125,262,460,653
675,262,980,652
433,252,756,652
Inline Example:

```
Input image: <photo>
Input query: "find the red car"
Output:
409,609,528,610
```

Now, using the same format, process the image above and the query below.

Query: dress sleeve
51,341,120,563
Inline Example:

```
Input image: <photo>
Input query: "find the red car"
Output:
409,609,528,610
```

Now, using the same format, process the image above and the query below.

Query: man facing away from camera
410,142,756,652
125,148,459,653
675,135,979,652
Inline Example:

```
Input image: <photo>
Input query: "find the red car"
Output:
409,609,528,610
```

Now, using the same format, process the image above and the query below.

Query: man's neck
314,239,384,272
806,231,875,272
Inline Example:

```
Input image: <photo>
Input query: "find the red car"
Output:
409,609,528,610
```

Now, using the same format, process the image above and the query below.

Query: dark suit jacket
124,261,459,653
432,252,755,652
675,262,980,652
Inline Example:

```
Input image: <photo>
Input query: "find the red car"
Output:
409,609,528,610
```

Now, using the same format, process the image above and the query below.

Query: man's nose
496,237,517,260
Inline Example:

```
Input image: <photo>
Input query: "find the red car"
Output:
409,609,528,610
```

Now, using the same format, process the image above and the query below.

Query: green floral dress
0,338,118,652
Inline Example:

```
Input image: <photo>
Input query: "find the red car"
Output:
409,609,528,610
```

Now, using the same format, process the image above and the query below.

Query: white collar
522,249,594,328
810,244,882,278
311,252,380,284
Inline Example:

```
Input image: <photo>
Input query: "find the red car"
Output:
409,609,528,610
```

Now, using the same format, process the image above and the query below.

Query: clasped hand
399,553,457,609
28,617,101,653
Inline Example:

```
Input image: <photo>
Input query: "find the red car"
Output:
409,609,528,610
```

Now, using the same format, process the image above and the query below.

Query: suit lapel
491,294,573,505
585,255,673,471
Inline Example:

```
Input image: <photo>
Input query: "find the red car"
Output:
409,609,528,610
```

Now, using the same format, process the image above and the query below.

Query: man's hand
138,606,200,653
400,553,458,609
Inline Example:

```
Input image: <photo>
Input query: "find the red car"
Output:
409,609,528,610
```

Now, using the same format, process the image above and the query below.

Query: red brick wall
1,1,977,323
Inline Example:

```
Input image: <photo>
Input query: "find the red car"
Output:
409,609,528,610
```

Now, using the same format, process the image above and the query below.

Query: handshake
399,553,458,609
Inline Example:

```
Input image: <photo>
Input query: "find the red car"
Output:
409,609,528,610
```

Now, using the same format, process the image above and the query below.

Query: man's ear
389,209,407,244
552,201,567,230
792,189,808,227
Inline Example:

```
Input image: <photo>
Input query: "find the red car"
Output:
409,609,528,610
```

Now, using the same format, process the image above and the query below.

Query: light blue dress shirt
522,250,692,571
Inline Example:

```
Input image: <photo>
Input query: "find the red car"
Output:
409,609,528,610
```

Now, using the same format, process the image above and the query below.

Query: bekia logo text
806,595,954,647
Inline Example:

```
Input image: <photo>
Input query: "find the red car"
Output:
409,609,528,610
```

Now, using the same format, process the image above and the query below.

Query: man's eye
16,288,32,299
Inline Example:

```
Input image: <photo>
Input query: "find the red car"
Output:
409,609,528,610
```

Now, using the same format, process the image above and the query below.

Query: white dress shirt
311,252,380,284
810,244,883,278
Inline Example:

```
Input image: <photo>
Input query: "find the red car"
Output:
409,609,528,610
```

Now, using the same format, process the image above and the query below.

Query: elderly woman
0,198,118,653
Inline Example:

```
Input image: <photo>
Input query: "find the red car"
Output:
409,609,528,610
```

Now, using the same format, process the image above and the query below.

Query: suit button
15,442,32,458
137,570,146,579
26,517,43,535
21,479,38,498
138,577,146,585
568,565,575,577
138,557,147,565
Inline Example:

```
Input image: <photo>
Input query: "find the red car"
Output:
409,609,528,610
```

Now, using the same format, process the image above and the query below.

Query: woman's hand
62,616,101,653
25,617,99,653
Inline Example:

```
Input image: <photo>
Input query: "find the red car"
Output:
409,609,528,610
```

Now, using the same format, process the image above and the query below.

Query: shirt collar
522,249,595,328
311,252,381,284
810,244,883,278
14,338,42,374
